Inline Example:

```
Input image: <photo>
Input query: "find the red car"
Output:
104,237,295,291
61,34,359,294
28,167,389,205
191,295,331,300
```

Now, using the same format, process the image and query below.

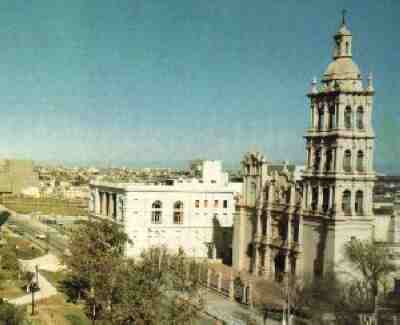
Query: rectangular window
204,200,208,208
195,200,200,208
223,200,228,209
214,200,219,208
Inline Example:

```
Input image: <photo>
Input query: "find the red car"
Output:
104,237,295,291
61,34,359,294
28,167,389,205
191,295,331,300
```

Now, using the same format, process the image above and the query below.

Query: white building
89,161,238,262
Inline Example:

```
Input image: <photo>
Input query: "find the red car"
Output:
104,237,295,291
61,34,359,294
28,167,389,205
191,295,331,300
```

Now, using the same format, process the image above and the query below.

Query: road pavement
8,254,60,306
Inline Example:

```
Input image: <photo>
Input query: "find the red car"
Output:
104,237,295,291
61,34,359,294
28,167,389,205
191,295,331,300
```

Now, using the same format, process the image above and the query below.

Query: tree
284,240,398,325
108,248,204,325
0,246,20,275
0,299,26,325
63,218,205,324
344,239,397,316
63,217,129,322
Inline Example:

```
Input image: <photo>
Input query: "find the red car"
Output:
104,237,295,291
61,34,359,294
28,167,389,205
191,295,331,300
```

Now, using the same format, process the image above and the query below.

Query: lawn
27,295,90,325
3,234,45,259
0,279,26,299
1,197,87,217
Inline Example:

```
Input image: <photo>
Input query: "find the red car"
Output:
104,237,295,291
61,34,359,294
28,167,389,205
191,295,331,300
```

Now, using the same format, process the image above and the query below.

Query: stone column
112,193,116,219
241,285,247,304
368,146,374,173
328,186,333,211
290,186,296,207
102,192,107,216
248,283,253,308
217,272,223,292
320,147,326,174
264,247,271,279
338,103,345,129
351,189,356,216
270,250,276,280
284,253,290,274
323,104,329,130
318,186,323,211
298,215,304,246
287,215,292,248
337,147,343,173
256,210,262,240
313,104,318,129
108,193,113,218
310,105,314,129
266,213,272,245
99,192,103,215
268,184,274,206
309,145,314,170
212,244,217,260
332,147,337,172
105,192,109,216
253,243,259,275
336,188,343,215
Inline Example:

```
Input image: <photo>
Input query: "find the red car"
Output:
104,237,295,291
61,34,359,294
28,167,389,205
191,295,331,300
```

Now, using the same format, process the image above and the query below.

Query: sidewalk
203,290,281,325
8,254,60,306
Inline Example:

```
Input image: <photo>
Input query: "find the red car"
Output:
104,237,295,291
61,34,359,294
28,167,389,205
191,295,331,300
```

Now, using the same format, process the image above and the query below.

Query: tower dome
323,57,361,81
321,13,363,87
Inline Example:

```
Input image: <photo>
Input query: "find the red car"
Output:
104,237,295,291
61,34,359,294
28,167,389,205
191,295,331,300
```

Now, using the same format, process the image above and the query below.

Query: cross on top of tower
342,9,347,26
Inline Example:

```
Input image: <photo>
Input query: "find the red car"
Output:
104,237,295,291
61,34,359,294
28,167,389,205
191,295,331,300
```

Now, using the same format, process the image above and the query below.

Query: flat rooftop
90,180,238,193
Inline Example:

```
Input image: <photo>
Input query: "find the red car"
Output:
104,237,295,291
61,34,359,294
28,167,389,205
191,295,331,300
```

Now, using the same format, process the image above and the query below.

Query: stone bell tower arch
301,14,376,275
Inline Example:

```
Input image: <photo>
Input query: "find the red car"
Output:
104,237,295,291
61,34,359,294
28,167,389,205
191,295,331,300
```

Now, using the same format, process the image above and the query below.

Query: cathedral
232,15,381,281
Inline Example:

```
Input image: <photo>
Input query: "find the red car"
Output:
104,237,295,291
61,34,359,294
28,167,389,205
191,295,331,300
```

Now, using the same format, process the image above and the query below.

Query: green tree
0,247,20,275
344,239,397,315
63,217,129,321
286,240,398,324
64,217,204,324
0,299,26,325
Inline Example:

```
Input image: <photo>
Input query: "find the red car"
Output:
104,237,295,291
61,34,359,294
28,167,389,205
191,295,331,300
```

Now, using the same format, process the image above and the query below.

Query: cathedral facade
232,16,377,281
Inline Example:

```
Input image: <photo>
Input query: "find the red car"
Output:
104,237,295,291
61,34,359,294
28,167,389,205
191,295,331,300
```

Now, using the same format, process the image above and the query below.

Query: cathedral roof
323,57,361,81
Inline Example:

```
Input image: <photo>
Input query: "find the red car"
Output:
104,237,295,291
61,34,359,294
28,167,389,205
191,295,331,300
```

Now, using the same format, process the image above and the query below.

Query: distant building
0,159,39,195
89,161,240,262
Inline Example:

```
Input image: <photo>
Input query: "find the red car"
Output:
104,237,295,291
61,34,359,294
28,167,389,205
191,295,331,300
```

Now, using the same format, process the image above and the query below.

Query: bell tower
302,14,376,275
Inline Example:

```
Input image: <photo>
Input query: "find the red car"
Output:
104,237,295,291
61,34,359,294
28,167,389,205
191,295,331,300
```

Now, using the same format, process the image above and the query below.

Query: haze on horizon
0,1,399,173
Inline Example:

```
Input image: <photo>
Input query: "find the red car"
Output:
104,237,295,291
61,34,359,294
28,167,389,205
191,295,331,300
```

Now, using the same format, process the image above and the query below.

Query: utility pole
31,283,35,315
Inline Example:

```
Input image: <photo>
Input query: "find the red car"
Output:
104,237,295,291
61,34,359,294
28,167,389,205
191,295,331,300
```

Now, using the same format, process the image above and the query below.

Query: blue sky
0,1,398,171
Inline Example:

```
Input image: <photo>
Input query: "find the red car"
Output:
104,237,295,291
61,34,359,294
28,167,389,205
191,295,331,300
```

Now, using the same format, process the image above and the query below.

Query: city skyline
0,1,399,173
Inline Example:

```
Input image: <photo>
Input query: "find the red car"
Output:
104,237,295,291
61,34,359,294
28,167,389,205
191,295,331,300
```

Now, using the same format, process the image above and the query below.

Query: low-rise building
89,161,240,263
0,159,39,195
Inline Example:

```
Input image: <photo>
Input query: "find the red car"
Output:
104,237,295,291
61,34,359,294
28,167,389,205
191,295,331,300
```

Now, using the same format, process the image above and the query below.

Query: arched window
248,182,257,206
325,150,332,172
151,200,162,224
322,187,330,212
342,190,351,214
357,151,364,172
328,105,336,129
357,106,364,129
318,107,324,130
345,41,349,55
343,150,352,172
311,187,318,211
344,106,352,129
314,148,321,172
173,201,183,224
355,191,363,215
